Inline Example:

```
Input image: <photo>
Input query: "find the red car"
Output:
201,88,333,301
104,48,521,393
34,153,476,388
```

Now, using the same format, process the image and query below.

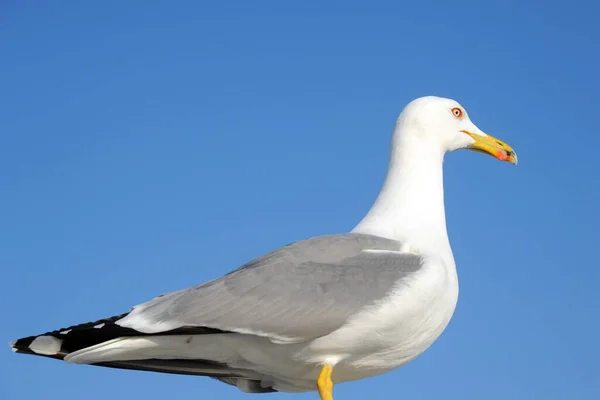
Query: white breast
303,256,459,380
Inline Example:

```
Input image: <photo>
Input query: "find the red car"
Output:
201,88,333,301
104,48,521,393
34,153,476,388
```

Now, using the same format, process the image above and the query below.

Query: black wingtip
9,312,133,360
10,311,231,362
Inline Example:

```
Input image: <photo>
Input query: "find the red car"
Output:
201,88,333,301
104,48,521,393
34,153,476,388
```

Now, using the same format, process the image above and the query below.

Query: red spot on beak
496,150,509,161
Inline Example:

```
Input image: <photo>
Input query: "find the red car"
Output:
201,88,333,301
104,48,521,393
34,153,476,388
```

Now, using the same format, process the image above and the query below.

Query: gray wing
117,233,423,342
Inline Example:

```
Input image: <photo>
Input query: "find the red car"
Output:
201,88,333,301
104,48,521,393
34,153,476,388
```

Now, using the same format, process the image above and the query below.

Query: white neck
352,133,451,255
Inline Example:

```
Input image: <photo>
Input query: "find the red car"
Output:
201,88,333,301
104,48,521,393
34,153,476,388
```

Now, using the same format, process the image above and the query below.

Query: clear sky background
1,1,599,399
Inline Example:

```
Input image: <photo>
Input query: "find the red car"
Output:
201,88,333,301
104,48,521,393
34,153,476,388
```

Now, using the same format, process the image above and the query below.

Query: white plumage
10,96,517,397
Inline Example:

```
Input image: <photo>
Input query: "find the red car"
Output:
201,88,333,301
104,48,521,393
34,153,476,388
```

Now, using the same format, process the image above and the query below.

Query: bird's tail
9,314,276,393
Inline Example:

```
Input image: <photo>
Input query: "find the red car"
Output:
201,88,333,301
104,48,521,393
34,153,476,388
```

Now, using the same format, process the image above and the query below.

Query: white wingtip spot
93,323,105,329
29,336,63,355
9,340,18,352
59,329,72,335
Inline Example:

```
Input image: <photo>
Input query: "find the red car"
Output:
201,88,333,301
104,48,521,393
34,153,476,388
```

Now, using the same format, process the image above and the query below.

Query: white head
393,96,517,164
352,96,517,245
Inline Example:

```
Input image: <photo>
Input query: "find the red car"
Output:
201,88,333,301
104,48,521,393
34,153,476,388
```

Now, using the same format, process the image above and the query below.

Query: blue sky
1,1,599,399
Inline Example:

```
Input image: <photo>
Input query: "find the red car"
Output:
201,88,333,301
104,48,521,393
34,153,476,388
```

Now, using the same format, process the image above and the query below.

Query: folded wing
117,233,423,342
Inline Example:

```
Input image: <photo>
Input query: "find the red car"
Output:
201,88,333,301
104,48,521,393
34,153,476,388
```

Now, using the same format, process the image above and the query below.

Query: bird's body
10,96,517,399
70,236,458,393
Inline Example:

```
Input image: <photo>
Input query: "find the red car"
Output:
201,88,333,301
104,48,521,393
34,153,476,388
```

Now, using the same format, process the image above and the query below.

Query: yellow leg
317,364,334,400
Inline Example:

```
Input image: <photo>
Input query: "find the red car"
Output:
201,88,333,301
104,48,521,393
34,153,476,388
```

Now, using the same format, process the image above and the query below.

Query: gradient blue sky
2,1,599,399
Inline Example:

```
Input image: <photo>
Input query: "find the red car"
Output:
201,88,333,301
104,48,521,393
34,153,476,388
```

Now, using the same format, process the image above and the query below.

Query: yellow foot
317,364,334,400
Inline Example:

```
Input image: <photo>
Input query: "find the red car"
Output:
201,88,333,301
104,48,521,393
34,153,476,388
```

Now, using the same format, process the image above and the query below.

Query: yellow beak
461,130,518,165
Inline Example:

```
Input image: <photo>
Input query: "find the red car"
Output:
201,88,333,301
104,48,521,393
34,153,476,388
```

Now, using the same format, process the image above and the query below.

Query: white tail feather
64,334,239,364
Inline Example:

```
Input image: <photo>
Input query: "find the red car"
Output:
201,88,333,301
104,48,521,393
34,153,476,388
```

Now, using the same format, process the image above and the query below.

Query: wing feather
117,233,423,342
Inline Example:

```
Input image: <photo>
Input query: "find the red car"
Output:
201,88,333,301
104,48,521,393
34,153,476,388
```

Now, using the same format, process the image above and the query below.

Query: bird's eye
451,107,463,118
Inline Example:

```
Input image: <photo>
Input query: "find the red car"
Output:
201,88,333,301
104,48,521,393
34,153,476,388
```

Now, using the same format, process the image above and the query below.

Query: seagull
10,96,517,400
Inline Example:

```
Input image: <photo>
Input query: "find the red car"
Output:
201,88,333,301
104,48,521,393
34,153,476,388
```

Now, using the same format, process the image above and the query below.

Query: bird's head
395,96,517,165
